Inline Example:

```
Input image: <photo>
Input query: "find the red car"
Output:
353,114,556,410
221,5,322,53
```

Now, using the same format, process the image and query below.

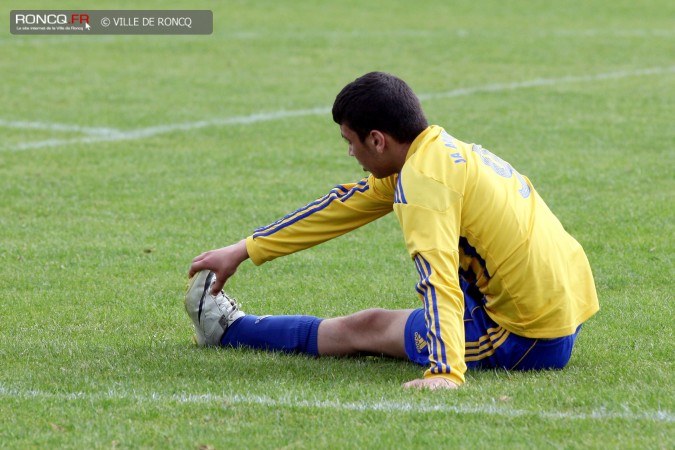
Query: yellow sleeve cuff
245,235,266,266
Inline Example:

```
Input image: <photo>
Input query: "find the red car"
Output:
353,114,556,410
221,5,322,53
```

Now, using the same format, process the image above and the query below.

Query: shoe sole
185,270,215,346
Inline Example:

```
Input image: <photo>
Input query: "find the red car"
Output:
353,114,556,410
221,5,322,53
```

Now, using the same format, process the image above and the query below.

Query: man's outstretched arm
190,175,396,293
246,176,395,265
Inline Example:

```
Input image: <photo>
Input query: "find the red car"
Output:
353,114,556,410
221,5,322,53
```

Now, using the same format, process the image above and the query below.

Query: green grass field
1,0,674,448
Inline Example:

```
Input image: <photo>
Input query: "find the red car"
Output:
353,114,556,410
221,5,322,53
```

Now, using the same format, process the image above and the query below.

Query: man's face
340,124,393,178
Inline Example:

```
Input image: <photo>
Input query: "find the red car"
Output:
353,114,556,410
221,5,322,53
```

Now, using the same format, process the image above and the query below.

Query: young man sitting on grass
185,72,599,390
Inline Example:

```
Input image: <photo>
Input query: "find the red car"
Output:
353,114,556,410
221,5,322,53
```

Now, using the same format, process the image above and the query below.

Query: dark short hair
332,72,428,143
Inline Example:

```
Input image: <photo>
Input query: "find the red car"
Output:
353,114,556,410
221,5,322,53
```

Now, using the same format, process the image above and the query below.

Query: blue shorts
404,281,582,371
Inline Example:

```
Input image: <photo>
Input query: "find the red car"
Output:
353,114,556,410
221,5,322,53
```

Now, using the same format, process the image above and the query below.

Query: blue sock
221,314,323,356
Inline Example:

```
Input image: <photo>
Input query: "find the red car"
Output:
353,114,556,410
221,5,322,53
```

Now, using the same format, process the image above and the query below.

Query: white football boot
185,270,245,346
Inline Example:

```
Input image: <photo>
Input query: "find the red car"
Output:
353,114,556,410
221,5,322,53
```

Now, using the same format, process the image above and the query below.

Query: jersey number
472,145,531,198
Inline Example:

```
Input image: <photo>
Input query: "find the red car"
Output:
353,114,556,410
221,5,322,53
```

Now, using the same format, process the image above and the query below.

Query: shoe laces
206,274,242,316
215,290,241,315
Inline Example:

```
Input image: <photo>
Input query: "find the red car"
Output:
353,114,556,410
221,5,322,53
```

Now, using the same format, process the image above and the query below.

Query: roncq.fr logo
14,13,90,26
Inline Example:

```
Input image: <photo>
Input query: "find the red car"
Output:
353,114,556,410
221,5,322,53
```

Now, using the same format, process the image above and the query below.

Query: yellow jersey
246,125,599,385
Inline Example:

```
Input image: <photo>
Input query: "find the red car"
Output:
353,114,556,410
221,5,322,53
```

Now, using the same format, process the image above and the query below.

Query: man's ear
369,130,387,153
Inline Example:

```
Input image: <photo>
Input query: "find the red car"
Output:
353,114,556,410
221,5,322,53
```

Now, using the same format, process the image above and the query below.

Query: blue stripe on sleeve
414,254,450,375
253,192,334,235
252,179,370,238
253,182,357,235
394,173,407,204
414,256,438,368
338,179,369,202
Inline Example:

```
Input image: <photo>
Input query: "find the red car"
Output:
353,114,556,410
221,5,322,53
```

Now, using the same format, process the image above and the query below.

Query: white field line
415,65,675,101
1,107,332,152
0,119,120,136
2,65,674,152
0,384,672,423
